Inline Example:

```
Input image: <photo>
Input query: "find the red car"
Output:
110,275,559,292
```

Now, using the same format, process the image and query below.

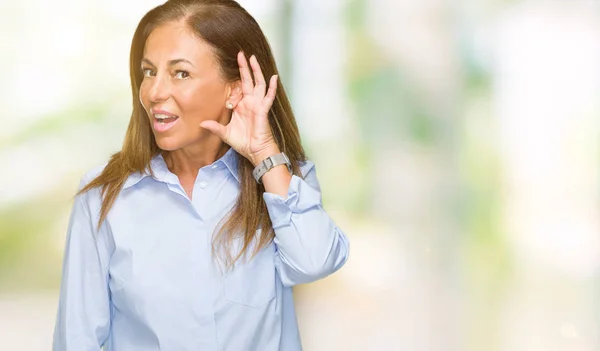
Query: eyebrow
141,58,195,67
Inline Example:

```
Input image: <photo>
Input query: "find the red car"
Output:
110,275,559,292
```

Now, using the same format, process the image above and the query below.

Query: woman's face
139,20,231,151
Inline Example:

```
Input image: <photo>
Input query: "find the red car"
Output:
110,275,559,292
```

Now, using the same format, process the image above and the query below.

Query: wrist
251,150,292,184
250,145,281,167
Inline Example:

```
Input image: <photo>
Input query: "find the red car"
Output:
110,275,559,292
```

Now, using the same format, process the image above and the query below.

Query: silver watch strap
252,152,292,183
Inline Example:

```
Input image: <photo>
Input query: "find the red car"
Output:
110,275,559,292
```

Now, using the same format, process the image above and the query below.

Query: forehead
143,20,216,66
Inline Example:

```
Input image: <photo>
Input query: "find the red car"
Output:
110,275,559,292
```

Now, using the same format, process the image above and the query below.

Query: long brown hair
79,0,305,268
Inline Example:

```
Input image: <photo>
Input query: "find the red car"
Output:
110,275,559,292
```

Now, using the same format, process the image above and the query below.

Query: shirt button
211,164,218,169
198,181,208,189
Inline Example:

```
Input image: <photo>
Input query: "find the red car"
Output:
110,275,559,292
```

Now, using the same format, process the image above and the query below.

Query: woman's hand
200,51,280,166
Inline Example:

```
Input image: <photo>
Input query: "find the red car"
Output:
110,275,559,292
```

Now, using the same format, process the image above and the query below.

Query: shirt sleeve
263,161,350,286
53,178,112,350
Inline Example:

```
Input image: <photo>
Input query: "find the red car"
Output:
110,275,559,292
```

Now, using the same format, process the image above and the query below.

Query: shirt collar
122,147,240,189
219,147,240,183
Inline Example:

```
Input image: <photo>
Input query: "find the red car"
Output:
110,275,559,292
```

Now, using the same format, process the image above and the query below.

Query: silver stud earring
226,103,234,109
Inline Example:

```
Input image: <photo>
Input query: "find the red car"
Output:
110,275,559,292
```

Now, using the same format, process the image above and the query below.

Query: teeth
154,113,177,120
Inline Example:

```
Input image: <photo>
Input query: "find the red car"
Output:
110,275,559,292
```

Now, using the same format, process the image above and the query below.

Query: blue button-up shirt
52,148,349,350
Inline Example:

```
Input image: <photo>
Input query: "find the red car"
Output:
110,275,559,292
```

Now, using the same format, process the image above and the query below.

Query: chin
154,136,183,151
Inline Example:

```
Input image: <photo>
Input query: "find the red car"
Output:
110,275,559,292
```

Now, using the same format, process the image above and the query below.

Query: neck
162,139,230,179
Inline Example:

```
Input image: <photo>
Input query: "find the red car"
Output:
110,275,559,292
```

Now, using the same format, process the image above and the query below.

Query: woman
52,0,349,350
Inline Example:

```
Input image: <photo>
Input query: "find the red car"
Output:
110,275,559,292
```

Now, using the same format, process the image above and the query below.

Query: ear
226,80,243,108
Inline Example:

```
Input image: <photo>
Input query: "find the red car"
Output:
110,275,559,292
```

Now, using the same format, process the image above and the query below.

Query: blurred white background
1,0,599,350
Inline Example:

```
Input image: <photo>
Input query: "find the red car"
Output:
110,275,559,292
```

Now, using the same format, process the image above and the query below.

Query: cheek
180,87,224,119
181,84,226,115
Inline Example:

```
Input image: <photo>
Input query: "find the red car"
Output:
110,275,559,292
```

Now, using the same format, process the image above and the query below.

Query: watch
252,152,292,183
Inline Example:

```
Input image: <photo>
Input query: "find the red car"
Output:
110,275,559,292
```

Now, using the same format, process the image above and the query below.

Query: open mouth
153,114,179,132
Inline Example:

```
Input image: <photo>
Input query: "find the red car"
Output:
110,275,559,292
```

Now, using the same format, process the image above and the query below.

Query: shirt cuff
263,175,322,229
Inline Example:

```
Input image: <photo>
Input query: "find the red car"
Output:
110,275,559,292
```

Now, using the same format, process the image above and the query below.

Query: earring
226,103,234,109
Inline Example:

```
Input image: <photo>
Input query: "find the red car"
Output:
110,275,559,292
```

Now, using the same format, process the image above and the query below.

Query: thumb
199,120,227,140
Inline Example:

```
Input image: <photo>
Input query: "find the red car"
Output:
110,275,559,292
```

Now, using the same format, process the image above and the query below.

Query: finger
237,51,254,96
249,55,267,98
199,120,227,141
262,75,278,109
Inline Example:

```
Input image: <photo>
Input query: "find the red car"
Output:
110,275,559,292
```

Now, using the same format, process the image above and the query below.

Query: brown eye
174,70,189,79
142,68,155,77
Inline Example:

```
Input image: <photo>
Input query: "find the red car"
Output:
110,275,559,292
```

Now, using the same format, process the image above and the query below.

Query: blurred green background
1,0,599,350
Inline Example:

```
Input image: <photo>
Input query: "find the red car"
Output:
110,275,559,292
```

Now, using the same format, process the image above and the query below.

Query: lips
151,109,179,132
152,114,179,132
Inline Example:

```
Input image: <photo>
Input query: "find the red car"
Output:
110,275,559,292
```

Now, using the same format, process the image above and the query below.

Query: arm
198,51,349,285
263,161,350,286
53,180,112,350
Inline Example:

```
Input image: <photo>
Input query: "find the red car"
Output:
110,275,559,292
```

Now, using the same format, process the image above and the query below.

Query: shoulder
77,162,108,191
67,163,108,224
74,163,108,210
298,159,316,178
297,159,322,192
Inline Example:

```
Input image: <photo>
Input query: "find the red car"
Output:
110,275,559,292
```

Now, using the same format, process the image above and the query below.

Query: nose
147,73,170,103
